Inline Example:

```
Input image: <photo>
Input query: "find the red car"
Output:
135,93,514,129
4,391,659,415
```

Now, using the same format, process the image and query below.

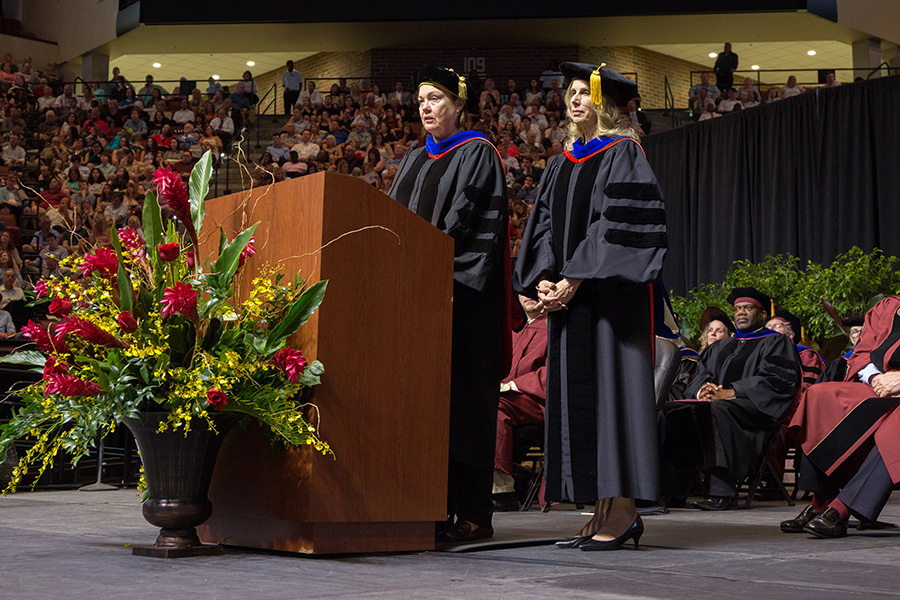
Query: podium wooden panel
196,173,454,554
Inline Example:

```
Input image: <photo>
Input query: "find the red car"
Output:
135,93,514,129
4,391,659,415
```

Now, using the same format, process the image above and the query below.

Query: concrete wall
22,0,118,62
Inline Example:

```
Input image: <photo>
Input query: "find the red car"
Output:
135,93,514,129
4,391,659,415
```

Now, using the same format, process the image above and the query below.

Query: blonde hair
563,81,638,151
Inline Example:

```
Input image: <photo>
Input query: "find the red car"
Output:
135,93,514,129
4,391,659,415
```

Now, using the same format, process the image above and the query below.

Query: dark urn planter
123,411,231,558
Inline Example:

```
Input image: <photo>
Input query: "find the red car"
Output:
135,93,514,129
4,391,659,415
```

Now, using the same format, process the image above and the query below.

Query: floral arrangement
0,151,330,493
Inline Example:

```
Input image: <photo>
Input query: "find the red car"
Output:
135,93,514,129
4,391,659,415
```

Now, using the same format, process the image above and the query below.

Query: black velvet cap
727,287,773,314
842,316,865,328
413,65,479,113
699,306,735,333
559,62,638,107
770,308,801,341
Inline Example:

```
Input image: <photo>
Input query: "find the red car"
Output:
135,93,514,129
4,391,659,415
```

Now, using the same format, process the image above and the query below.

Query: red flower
44,374,104,397
42,356,68,378
184,250,195,269
118,227,146,260
160,282,198,319
206,389,227,410
117,310,138,333
78,248,119,279
55,317,128,349
48,297,73,316
158,242,180,262
152,166,192,227
23,320,55,353
238,236,256,268
34,280,49,299
271,348,307,384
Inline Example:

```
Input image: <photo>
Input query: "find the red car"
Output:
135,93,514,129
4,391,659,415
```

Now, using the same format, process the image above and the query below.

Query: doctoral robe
514,136,666,503
791,296,900,483
389,130,507,471
679,329,801,494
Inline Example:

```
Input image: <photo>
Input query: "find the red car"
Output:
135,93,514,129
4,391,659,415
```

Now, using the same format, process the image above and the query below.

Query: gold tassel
590,63,606,107
458,75,467,102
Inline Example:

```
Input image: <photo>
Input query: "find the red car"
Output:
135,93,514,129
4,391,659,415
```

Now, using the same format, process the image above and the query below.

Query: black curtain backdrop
643,75,900,296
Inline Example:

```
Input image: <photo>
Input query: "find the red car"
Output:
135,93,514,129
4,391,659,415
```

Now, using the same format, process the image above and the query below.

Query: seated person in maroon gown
782,296,900,537
493,295,547,511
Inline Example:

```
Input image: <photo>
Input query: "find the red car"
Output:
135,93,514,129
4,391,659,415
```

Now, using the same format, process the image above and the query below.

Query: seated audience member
290,129,321,163
515,175,538,205
0,268,23,309
173,99,195,125
384,143,405,170
699,102,720,121
177,123,201,156
104,192,130,228
211,108,235,146
668,310,734,403
172,150,195,178
784,296,900,537
818,316,865,383
37,232,68,277
822,72,841,88
0,305,14,338
265,134,291,164
688,72,722,105
717,89,740,113
492,295,548,511
692,87,716,118
280,121,299,147
514,155,542,186
624,99,649,136
763,88,781,103
297,80,323,108
388,81,411,106
1,133,25,167
735,77,760,102
661,287,800,510
741,90,760,109
283,151,308,178
781,75,804,98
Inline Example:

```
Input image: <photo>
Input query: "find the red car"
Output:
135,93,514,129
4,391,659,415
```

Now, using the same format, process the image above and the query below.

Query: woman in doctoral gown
515,62,667,551
389,66,509,543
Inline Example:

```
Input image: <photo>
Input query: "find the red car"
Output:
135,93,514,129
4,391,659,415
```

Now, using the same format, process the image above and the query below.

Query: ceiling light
246,61,255,67
708,52,717,58
152,62,161,68
212,74,220,80
751,65,760,70
808,50,817,56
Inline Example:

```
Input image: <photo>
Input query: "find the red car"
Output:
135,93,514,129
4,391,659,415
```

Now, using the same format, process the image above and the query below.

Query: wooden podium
196,173,454,554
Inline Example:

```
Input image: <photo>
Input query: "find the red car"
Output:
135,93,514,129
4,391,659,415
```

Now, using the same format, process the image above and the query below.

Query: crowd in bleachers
0,53,270,335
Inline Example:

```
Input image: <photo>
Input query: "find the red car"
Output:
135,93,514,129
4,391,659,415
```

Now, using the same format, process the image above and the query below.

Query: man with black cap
766,308,826,391
664,287,800,510
817,316,865,383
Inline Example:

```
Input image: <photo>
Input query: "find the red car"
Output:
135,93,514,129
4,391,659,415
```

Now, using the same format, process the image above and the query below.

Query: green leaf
212,224,258,285
0,350,47,367
109,226,134,312
266,280,328,346
142,189,164,286
188,150,213,234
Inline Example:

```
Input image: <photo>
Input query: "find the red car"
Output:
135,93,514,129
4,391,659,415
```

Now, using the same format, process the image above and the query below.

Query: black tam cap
413,65,478,114
770,308,801,341
727,287,773,315
699,306,735,334
842,316,865,328
559,62,638,107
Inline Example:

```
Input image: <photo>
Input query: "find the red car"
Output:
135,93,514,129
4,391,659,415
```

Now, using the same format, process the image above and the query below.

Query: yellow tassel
458,75,467,102
590,63,606,107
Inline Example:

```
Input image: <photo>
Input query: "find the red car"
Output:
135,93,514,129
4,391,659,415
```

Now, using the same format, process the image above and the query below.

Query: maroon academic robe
790,296,900,482
495,315,548,474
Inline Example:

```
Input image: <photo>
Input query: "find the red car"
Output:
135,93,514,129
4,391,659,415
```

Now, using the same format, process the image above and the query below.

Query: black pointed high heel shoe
579,516,644,551
554,535,592,548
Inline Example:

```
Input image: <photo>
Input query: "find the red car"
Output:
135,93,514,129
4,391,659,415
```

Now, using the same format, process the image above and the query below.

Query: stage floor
2,489,899,599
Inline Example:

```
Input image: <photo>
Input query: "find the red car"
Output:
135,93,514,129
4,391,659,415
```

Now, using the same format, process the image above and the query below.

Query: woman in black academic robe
515,63,667,551
388,66,508,543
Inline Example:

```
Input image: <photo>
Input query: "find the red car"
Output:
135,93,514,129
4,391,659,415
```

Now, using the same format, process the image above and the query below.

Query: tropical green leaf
109,226,134,312
267,280,328,346
212,224,258,285
188,150,213,234
142,189,164,286
0,350,46,367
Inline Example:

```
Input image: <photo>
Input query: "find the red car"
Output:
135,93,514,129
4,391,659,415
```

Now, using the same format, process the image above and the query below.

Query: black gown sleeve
513,154,561,297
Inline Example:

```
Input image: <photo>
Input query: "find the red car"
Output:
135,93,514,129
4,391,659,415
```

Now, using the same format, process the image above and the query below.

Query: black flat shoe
803,507,848,539
781,504,818,533
554,535,592,548
856,518,898,531
492,492,519,512
579,516,644,551
695,496,736,511
437,520,494,543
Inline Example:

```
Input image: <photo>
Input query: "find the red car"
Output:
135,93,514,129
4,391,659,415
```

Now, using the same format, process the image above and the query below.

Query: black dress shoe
579,516,644,551
803,507,849,539
781,504,818,533
492,492,519,512
437,520,494,543
856,518,898,531
695,496,736,511
555,535,592,549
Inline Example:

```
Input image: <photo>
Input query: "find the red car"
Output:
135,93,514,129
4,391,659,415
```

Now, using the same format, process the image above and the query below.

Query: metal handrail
663,76,677,130
689,66,890,89
867,61,893,79
255,82,278,149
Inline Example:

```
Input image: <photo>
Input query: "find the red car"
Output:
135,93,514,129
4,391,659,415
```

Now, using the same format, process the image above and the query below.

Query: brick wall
253,45,708,113
580,46,710,109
